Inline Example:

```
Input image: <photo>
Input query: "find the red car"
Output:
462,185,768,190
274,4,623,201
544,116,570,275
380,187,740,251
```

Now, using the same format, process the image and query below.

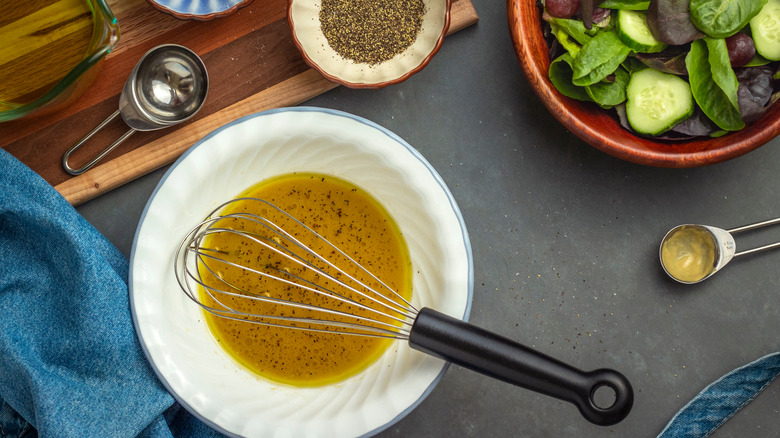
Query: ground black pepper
320,0,426,65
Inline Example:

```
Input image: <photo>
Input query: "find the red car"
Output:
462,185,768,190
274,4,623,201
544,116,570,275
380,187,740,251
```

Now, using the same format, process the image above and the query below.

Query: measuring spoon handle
727,217,780,234
726,218,780,257
62,110,136,176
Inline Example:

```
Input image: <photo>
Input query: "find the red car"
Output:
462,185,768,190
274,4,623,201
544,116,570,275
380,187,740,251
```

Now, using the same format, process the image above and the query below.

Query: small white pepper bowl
288,0,451,88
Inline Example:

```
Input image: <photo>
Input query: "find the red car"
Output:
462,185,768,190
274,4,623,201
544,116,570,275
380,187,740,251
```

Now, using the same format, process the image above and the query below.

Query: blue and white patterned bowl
147,0,254,20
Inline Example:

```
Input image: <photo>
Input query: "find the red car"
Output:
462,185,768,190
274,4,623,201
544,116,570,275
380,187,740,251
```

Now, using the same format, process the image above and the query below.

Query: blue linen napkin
0,149,221,437
658,351,780,437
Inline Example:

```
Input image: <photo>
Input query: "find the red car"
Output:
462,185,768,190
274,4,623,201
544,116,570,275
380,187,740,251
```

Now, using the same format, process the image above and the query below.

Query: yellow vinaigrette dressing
199,173,412,386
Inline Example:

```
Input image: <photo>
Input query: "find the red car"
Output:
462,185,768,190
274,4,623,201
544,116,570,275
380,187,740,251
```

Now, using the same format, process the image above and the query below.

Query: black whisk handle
408,307,633,426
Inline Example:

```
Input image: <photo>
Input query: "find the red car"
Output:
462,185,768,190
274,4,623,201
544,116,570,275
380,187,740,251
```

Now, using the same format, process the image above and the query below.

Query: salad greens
686,39,744,131
550,52,631,106
541,0,780,138
689,0,767,39
599,0,651,9
572,31,632,85
646,0,703,45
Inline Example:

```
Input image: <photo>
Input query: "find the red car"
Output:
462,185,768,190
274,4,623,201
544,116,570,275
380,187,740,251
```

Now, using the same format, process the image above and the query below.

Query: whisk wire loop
191,240,413,336
219,198,417,312
174,198,417,339
204,219,416,322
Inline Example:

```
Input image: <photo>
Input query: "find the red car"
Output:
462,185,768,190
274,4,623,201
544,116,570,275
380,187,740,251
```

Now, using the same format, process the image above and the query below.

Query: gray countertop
76,0,780,436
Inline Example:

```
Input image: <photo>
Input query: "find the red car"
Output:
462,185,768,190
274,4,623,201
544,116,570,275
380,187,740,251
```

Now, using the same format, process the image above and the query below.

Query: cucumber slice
750,0,780,61
617,9,667,53
626,68,693,135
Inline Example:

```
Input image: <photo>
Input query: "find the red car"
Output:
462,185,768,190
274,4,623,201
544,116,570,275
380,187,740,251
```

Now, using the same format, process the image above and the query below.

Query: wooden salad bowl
507,0,780,167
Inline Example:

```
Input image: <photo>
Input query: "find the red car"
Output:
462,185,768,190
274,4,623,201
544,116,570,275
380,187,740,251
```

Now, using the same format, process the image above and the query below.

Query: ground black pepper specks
199,173,412,387
320,0,425,64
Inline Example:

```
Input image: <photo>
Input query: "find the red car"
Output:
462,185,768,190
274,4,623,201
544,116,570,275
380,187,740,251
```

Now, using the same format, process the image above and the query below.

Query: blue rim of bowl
145,0,255,21
129,106,474,437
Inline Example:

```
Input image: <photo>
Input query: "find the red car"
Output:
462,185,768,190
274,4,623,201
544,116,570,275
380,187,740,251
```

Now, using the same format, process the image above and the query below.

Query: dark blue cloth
658,351,780,437
0,149,221,437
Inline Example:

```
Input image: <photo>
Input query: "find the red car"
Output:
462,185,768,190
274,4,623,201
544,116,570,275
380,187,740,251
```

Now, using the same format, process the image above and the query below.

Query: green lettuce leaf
599,0,650,10
686,39,745,130
549,53,594,101
704,37,741,112
572,31,632,86
690,0,767,38
549,53,629,107
586,67,630,107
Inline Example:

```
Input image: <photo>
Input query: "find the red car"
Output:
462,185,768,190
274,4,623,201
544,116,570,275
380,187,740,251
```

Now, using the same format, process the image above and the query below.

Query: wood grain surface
0,0,478,205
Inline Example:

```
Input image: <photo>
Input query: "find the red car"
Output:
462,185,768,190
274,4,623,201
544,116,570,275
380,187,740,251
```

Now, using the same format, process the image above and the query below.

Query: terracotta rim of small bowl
146,0,255,21
288,0,452,89
507,0,780,168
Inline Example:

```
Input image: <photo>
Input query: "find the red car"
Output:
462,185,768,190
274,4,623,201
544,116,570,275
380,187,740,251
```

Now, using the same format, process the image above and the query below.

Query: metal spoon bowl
660,218,780,284
62,44,208,175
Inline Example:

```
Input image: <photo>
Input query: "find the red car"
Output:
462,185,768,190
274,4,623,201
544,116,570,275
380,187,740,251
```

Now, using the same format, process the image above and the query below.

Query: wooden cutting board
0,0,478,206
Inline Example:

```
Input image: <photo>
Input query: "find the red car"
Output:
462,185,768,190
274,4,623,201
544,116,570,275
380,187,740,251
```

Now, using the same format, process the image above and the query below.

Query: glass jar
0,0,120,122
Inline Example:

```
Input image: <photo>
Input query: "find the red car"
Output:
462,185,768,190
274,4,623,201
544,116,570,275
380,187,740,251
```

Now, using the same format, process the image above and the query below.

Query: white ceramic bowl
129,107,473,437
288,0,451,88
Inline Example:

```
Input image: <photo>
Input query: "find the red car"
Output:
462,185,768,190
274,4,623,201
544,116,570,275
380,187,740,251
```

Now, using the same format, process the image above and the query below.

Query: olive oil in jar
0,0,95,110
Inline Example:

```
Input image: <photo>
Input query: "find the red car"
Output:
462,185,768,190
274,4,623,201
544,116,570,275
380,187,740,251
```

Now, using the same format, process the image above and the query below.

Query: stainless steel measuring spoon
659,218,780,284
62,44,208,175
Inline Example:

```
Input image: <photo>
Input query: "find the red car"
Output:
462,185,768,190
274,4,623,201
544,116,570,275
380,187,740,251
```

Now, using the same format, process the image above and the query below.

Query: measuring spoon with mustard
659,218,780,284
